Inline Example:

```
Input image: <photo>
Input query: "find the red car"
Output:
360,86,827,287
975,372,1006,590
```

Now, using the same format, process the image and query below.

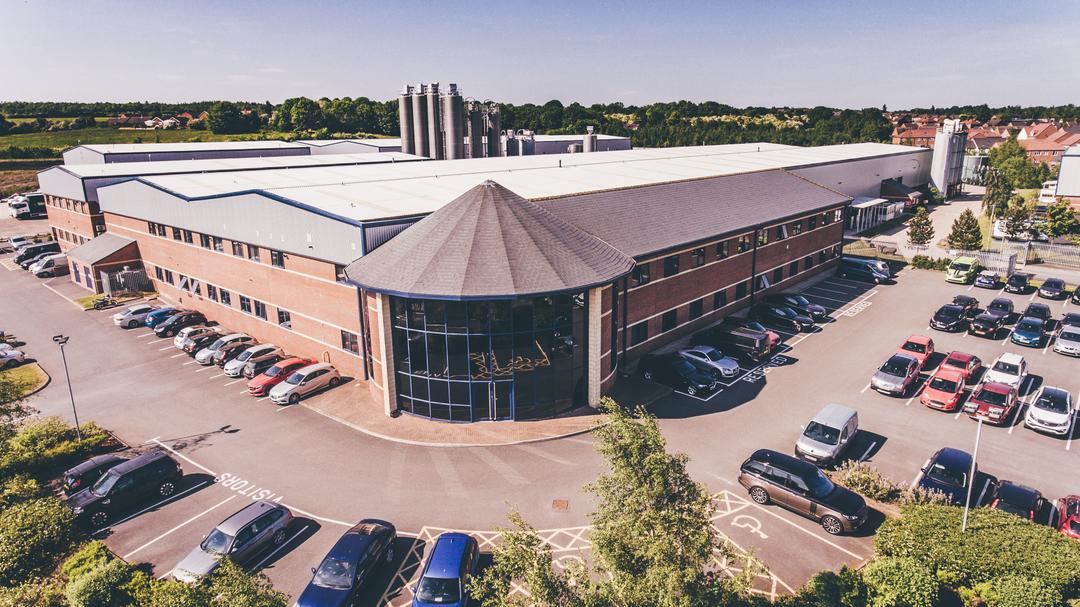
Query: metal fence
100,266,153,295
990,240,1080,271
944,249,1018,276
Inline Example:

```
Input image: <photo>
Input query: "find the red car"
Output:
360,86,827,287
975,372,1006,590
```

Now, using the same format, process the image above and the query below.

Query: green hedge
862,557,940,607
0,497,75,585
910,255,952,271
0,417,110,479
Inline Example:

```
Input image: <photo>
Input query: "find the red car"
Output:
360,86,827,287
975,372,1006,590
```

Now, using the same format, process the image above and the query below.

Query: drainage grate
552,499,569,512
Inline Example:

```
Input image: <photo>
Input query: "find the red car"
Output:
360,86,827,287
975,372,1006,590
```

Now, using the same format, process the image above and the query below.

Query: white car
1,349,26,370
112,304,157,329
269,363,341,405
195,333,252,365
982,353,1029,391
223,344,283,378
173,325,217,350
1024,386,1075,436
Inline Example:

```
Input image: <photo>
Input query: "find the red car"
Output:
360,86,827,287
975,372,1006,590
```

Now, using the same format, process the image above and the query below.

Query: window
757,230,769,246
207,284,218,301
156,224,166,237
737,235,751,253
277,309,292,329
163,270,174,284
689,299,704,320
220,289,231,306
270,250,285,268
178,275,189,291
199,233,211,249
72,262,81,284
819,250,828,263
254,300,267,320
631,264,650,287
716,241,729,259
154,266,164,281
713,290,728,309
735,281,748,300
821,211,831,226
663,255,679,277
776,225,788,240
691,248,706,268
792,220,803,236
247,245,260,262
147,221,156,234
773,267,784,283
239,296,252,314
758,274,771,290
789,261,800,276
630,322,648,346
832,244,841,257
661,310,677,332
182,229,193,244
172,227,182,241
341,330,360,354
808,215,817,230
231,241,244,257
212,237,224,252
804,256,814,271
334,264,347,282
833,209,843,223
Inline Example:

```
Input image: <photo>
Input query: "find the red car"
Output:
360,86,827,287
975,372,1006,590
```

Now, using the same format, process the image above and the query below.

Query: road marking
158,345,173,351
137,332,157,339
150,439,218,476
123,495,236,559
974,479,991,507
208,373,224,379
169,353,186,359
182,360,198,366
274,404,295,412
954,409,965,420
805,287,852,297
278,504,352,527
1067,421,1074,451
1001,331,1012,345
857,440,877,461
516,444,576,467
861,383,871,394
94,481,210,534
733,494,866,560
194,365,215,373
224,378,244,386
250,525,310,571
967,284,975,291
1043,338,1052,355
1008,403,1027,435
39,282,86,311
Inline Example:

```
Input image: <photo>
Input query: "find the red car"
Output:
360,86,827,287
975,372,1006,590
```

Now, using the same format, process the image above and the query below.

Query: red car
920,367,966,411
939,351,982,384
897,335,935,370
1056,495,1080,539
247,357,316,397
967,381,1019,425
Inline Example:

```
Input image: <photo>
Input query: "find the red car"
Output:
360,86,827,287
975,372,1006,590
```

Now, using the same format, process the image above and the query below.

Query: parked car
295,519,397,607
143,307,178,328
871,354,920,396
1073,289,1080,306
985,298,1014,323
269,363,343,405
185,330,226,355
968,312,1005,339
1038,278,1068,300
916,447,977,505
242,354,287,380
945,256,982,284
1055,495,1080,539
223,344,284,378
19,251,54,270
61,454,128,496
247,358,316,397
738,449,867,535
1010,317,1046,347
1004,273,1031,294
173,500,294,583
1054,325,1080,357
764,293,828,321
637,354,717,397
213,340,258,367
930,304,968,332
1022,302,1053,325
1023,386,1075,436
174,325,218,350
920,368,966,412
14,242,59,265
195,333,253,365
967,382,1020,425
951,295,979,317
65,449,183,528
31,253,68,277
692,325,772,363
974,270,1001,289
411,532,479,607
112,304,157,329
723,319,781,350
794,404,858,466
897,335,934,370
751,303,813,332
991,481,1044,521
0,349,26,370
153,310,207,337
982,353,1029,391
838,257,891,284
678,346,740,380
1061,312,1080,329
939,351,982,383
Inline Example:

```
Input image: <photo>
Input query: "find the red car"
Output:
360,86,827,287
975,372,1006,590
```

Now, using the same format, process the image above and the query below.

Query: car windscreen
881,358,911,376
1034,392,1070,414
1008,276,1027,285
928,376,959,393
745,321,767,332
988,301,1010,312
1061,330,1080,342
992,361,1019,375
285,372,305,385
937,306,961,319
901,342,926,354
90,469,120,497
975,388,1008,406
1044,280,1063,289
312,557,355,589
415,577,461,604
789,295,810,305
703,349,723,362
807,469,836,499
926,463,965,488
200,529,234,555
802,421,840,446
265,365,287,378
1070,520,1080,535
235,349,255,362
1016,320,1041,333
951,262,971,271
775,307,795,318
208,338,226,351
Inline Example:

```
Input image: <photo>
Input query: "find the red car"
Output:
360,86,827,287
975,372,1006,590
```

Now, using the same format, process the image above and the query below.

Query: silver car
1054,326,1080,357
173,500,293,583
1,349,26,370
174,325,218,350
194,333,252,365
269,363,342,405
795,403,859,465
112,304,157,329
223,344,284,378
871,354,919,396
1023,386,1075,436
678,346,740,379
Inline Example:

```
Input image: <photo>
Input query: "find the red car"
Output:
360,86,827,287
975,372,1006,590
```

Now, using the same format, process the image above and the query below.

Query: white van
795,403,859,466
31,254,68,278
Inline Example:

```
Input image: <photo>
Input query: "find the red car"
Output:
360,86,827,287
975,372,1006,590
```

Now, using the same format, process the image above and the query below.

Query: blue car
296,519,397,607
412,532,479,607
918,448,976,506
1010,317,1045,347
143,307,177,328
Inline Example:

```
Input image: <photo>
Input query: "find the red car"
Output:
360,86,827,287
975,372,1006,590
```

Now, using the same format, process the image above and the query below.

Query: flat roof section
71,140,310,154
296,138,403,148
45,152,424,179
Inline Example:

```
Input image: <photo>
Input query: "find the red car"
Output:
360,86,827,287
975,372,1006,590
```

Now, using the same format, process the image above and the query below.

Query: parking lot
5,249,1080,602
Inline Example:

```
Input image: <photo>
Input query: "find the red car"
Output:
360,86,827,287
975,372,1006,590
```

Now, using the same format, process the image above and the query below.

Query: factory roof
43,152,423,179
69,140,310,154
524,134,628,141
65,233,137,265
296,138,402,148
125,142,922,224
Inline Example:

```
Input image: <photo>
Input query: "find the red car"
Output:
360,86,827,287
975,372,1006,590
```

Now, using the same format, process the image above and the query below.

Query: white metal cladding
296,139,404,154
36,167,87,202
62,140,312,165
97,180,365,265
62,147,105,165
790,150,931,199
1058,151,1080,197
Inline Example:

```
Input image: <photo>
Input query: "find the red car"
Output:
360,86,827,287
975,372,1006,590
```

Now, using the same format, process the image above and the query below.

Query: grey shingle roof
66,233,138,265
344,181,635,299
537,169,851,258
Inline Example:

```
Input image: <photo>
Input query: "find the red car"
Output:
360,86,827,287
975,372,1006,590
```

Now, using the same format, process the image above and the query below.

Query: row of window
628,245,841,346
629,208,842,287
51,227,88,246
148,264,360,355
45,195,97,215
146,221,287,269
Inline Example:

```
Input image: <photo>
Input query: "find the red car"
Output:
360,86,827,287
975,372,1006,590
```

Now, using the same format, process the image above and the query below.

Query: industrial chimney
425,82,443,160
397,85,414,155
441,84,465,160
411,84,429,159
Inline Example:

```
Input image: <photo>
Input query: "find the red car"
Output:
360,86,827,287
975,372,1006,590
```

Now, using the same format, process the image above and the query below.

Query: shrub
829,461,901,502
207,560,288,607
64,558,134,607
61,541,115,580
0,576,64,607
897,486,950,507
862,557,939,607
150,579,211,607
0,474,44,508
0,417,109,477
987,575,1062,607
778,566,869,607
910,255,952,271
0,497,75,585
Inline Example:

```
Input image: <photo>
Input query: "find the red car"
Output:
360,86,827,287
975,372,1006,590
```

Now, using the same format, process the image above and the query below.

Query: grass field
7,116,110,125
0,362,49,397
0,128,294,151
0,170,39,198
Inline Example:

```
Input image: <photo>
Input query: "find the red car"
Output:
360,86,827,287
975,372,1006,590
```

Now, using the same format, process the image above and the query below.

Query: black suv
693,325,772,363
153,310,207,337
738,449,868,535
66,449,183,528
751,303,814,332
764,293,828,321
62,454,128,496
1005,273,1031,294
638,353,718,396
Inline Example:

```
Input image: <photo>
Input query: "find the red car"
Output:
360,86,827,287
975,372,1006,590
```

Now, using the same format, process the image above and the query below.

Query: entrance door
489,381,513,420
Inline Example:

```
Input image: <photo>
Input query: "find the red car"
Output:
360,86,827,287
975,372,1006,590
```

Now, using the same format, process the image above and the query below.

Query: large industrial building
1057,145,1080,209
58,141,930,423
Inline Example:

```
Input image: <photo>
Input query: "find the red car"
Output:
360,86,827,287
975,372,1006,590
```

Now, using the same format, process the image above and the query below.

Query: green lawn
0,363,49,396
1016,188,1040,202
0,128,295,151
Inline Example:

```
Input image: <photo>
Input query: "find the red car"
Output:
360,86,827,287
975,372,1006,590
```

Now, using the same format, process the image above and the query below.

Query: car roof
904,335,931,344
1026,302,1050,311
1039,386,1071,401
424,533,472,579
932,367,966,381
274,357,311,368
216,500,284,535
997,481,1039,507
978,270,997,275
887,353,917,365
945,351,974,362
997,352,1024,364
219,333,249,340
952,295,977,304
325,520,390,561
68,453,127,475
682,345,717,354
1043,278,1064,285
296,362,333,374
932,447,972,468
978,382,1013,394
989,297,1012,305
748,449,819,476
244,343,277,353
810,403,857,427
108,449,172,475
1016,317,1043,326
938,304,963,313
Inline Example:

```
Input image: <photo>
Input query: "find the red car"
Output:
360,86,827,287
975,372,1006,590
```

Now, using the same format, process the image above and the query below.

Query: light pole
961,418,983,532
52,334,82,442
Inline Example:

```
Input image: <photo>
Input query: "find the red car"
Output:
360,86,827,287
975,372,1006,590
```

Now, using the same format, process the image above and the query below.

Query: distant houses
889,113,1080,165
105,111,209,130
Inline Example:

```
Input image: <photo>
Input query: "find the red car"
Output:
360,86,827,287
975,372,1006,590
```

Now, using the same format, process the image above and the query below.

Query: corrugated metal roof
75,140,309,153
66,233,137,264
48,152,423,179
296,138,402,148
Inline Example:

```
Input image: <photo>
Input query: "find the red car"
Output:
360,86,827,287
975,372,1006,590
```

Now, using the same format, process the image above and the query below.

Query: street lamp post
52,334,82,443
961,418,983,532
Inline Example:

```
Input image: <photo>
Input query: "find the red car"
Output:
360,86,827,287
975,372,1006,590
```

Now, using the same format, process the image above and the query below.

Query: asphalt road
4,254,1079,603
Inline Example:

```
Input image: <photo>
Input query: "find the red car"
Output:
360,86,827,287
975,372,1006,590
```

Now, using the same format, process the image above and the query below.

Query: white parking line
1001,331,1012,345
150,439,218,476
209,373,224,380
224,378,244,386
735,496,866,560
1043,338,1053,355
860,383,871,394
182,360,198,366
194,365,215,373
169,353,186,359
801,293,851,305
1030,291,1037,301
250,525,309,571
974,479,991,507
806,287,852,297
94,481,210,534
158,345,173,351
137,333,157,339
274,405,295,412
1008,403,1027,435
123,495,236,559
858,441,877,462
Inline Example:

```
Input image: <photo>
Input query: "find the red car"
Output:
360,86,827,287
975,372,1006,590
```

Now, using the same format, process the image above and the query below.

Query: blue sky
4,0,1078,108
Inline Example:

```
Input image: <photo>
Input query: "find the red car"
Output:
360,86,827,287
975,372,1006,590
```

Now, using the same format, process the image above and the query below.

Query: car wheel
272,529,287,546
686,385,697,396
90,511,108,528
289,393,300,405
328,377,340,388
749,486,769,504
820,515,844,536
159,481,176,497
642,370,653,380
127,320,138,329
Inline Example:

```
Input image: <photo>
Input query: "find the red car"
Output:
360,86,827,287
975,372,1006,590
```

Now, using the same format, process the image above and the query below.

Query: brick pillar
587,287,602,407
377,293,398,416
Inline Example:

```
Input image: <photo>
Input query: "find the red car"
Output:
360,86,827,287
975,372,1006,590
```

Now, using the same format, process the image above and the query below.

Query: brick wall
46,195,104,252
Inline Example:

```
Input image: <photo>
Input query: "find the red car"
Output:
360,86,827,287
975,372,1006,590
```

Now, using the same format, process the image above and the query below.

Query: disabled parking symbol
731,514,768,539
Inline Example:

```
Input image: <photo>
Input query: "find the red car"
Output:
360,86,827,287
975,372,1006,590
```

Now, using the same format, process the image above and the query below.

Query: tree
906,204,935,247
1042,198,1080,239
205,101,258,134
946,209,983,250
982,167,1012,218
0,371,33,424
1003,197,1034,240
206,560,288,606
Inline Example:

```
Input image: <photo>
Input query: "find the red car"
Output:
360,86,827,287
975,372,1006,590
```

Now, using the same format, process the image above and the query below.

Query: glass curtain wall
390,293,587,422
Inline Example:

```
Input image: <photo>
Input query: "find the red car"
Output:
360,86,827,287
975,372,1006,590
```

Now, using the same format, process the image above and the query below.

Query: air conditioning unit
94,225,106,235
